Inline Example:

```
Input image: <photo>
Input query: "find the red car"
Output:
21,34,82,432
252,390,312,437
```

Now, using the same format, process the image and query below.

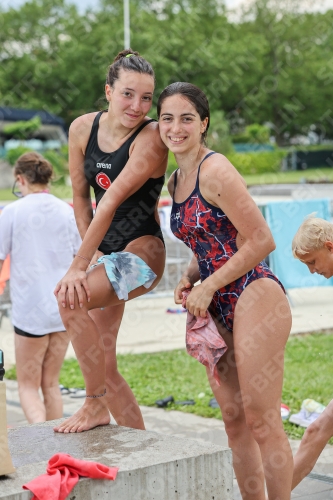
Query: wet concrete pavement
4,379,333,500
3,417,232,500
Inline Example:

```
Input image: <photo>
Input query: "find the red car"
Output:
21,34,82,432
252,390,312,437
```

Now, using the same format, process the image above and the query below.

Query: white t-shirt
0,193,81,335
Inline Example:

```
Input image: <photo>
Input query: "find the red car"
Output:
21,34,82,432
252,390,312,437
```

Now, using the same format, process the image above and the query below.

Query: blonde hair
292,213,333,258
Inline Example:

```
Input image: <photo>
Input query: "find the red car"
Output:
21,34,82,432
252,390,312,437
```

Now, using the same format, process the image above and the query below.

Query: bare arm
186,153,275,317
202,154,275,292
68,118,94,240
56,123,168,308
0,260,3,276
183,254,201,284
174,254,201,304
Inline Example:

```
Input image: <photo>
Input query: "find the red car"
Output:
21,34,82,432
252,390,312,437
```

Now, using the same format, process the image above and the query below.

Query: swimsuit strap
87,113,154,153
94,110,105,125
85,111,105,149
195,151,217,190
173,152,216,200
128,119,156,145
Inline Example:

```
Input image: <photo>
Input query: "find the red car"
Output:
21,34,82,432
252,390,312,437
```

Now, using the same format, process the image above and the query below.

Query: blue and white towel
97,252,157,300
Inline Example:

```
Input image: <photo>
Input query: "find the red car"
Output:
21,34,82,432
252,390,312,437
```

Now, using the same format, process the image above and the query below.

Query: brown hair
157,82,210,144
106,49,154,88
14,152,53,185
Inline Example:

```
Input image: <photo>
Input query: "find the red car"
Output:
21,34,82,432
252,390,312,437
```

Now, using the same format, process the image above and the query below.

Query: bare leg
15,334,49,423
234,278,293,500
292,400,333,489
54,236,165,433
207,326,266,500
90,304,145,429
41,331,69,420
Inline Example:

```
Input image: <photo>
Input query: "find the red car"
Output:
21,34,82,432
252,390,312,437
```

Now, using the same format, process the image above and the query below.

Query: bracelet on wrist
76,254,90,263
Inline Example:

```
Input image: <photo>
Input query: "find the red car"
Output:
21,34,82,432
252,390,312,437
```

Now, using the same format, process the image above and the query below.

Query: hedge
167,149,287,177
5,146,69,183
226,150,288,175
6,146,33,166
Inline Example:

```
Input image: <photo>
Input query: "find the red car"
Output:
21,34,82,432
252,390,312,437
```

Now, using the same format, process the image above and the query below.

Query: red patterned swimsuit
170,152,284,333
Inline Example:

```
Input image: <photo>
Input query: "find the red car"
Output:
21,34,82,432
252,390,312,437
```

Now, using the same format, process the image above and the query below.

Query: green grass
243,168,333,186
282,333,333,441
0,183,74,202
5,332,333,441
0,183,168,202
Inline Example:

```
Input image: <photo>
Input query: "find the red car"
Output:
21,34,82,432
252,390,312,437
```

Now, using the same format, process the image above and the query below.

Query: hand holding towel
182,290,228,386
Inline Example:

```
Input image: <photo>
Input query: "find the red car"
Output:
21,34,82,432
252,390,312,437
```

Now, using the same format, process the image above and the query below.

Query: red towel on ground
182,290,228,386
23,453,118,500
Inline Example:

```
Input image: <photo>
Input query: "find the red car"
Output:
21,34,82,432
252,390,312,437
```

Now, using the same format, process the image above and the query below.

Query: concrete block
1,420,232,500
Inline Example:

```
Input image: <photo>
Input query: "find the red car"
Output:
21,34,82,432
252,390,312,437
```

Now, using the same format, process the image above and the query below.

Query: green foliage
227,149,287,175
5,146,33,166
207,110,233,154
43,147,68,182
4,366,17,380
0,0,333,142
232,124,271,144
4,143,69,182
166,151,178,178
231,133,253,144
246,124,270,143
3,116,41,140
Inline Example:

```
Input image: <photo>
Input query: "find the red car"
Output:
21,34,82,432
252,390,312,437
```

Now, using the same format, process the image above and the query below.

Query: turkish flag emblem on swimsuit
96,173,111,190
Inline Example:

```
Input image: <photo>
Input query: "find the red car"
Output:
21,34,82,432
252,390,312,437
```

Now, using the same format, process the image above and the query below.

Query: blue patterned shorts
95,251,157,301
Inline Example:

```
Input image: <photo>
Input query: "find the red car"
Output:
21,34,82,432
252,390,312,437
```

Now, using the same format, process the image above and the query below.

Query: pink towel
182,290,228,385
23,453,118,500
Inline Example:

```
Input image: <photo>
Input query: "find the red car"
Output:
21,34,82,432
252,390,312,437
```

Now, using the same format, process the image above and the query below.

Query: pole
0,349,4,381
124,0,130,49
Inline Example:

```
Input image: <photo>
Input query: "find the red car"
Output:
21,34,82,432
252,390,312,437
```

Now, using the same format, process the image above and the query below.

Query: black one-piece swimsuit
84,111,165,254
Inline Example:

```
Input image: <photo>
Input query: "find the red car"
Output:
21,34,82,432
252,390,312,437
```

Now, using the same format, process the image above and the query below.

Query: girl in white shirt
0,152,81,423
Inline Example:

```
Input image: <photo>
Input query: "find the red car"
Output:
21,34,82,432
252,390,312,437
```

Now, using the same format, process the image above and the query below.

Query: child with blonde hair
291,214,333,488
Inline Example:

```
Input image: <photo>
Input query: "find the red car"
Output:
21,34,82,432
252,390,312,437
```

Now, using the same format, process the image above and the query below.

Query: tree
232,0,333,143
1,0,332,141
207,110,233,154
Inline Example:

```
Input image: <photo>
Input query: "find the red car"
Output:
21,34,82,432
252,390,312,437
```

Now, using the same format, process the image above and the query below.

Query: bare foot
54,398,110,433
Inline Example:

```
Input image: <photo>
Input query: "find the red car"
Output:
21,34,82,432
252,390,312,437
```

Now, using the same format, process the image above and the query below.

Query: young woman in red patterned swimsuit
157,82,293,500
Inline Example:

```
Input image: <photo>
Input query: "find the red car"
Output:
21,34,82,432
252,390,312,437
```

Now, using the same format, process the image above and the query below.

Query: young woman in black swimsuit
54,50,167,433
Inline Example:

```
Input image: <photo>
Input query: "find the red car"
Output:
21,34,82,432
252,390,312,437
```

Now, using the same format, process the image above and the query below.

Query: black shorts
13,326,66,338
